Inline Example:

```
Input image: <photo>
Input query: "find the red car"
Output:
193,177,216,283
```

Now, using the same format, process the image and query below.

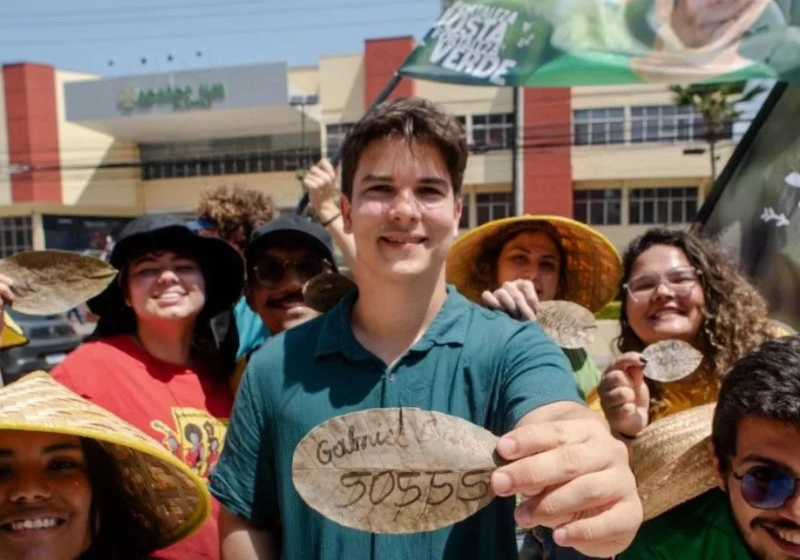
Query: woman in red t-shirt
50,214,244,560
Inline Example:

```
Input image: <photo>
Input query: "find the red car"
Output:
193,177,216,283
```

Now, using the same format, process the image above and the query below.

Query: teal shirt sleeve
562,348,601,400
499,322,584,432
209,358,278,528
234,297,270,361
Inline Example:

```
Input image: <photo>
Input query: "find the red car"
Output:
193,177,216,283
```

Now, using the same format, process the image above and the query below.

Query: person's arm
220,506,280,560
303,159,357,274
597,353,650,438
0,273,26,354
210,356,282,560
489,324,642,558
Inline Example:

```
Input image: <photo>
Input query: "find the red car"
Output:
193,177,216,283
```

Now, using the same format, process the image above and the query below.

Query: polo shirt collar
314,285,471,361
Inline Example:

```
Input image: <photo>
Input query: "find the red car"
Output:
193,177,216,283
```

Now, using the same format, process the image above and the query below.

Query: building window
574,108,625,146
140,135,321,181
573,189,622,225
0,217,33,258
472,114,514,150
475,192,513,226
629,187,699,225
459,195,470,229
326,123,354,156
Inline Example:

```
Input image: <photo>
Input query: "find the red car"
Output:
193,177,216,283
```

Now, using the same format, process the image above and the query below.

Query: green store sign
117,83,226,111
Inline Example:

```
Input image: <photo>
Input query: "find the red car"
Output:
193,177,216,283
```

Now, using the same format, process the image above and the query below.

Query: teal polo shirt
210,287,583,560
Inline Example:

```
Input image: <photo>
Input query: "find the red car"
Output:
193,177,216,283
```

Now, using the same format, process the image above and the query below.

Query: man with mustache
230,215,337,391
621,335,800,560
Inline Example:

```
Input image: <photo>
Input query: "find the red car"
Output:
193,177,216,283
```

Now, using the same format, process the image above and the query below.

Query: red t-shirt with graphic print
51,334,233,560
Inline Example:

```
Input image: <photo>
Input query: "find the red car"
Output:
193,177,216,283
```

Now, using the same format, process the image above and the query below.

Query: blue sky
0,0,440,76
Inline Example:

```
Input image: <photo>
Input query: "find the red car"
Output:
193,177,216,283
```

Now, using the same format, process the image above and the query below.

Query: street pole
295,73,403,215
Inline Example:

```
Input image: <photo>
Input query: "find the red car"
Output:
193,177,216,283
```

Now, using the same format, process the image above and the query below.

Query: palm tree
670,82,765,180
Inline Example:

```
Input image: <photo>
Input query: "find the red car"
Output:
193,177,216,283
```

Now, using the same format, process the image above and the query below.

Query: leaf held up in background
642,340,704,383
537,300,597,349
0,250,117,315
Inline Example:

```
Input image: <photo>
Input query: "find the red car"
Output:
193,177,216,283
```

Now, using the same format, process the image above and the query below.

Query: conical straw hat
0,373,211,551
630,403,718,521
447,216,622,312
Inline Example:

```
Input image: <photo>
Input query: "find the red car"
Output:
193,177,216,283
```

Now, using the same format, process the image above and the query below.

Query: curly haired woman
592,227,778,438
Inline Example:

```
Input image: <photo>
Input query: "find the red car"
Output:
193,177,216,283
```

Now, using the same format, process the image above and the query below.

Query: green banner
399,0,800,86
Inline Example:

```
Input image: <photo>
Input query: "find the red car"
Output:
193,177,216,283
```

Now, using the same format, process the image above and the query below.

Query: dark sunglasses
253,255,330,288
733,465,800,510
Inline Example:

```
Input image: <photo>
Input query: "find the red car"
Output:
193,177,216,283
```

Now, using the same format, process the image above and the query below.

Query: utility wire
1,0,397,19
0,114,746,158
0,0,435,29
4,136,739,177
2,16,434,45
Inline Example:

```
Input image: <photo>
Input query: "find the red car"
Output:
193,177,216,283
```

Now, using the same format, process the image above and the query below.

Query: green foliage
594,301,620,321
670,82,765,143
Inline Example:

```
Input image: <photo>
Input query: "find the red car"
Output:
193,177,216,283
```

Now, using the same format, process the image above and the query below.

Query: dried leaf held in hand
642,340,704,383
0,250,117,315
303,273,357,313
292,408,501,534
537,300,597,349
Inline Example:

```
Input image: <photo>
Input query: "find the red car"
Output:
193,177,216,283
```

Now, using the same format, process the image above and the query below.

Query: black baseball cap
245,215,337,276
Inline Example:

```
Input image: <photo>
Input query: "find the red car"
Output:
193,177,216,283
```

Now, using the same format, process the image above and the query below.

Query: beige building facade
0,39,729,256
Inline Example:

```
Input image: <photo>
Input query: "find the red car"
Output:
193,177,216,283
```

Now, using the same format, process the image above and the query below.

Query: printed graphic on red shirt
152,408,229,480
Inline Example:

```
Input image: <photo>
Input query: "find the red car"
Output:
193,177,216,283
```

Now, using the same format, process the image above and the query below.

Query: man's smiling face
716,417,800,560
246,242,331,335
341,137,462,284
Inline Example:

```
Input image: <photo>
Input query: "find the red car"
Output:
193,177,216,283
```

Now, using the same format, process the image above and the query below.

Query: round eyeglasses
623,267,702,303
253,255,331,288
733,465,800,510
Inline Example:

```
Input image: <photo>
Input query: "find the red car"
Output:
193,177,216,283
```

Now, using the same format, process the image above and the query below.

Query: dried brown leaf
0,250,117,315
292,408,501,534
642,340,704,383
537,300,597,349
303,273,357,313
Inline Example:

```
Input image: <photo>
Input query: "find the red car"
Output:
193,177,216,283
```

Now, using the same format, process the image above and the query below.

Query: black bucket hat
88,214,244,318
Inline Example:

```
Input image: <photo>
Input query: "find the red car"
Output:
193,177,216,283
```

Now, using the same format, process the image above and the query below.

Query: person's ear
709,441,727,491
453,193,463,236
342,195,353,234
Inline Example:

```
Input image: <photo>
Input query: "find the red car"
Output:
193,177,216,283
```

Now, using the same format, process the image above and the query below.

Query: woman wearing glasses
49,214,244,560
593,227,776,439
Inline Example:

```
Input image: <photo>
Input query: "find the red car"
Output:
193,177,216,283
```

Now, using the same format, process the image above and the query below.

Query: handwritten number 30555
338,469,491,508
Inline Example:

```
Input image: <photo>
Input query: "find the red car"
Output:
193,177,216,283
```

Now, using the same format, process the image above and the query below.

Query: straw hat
0,373,211,551
630,403,719,521
447,216,622,312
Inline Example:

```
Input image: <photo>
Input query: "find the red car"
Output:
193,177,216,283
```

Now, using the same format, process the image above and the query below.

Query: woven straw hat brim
446,216,622,312
630,403,718,521
0,373,212,551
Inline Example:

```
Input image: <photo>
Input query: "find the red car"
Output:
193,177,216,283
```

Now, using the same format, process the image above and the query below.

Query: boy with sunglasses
622,335,800,560
230,215,337,391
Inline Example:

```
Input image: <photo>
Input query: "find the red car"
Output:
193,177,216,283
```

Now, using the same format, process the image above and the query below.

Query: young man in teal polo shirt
210,98,642,560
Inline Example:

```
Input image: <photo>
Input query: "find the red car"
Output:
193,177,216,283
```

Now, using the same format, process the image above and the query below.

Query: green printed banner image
399,0,800,87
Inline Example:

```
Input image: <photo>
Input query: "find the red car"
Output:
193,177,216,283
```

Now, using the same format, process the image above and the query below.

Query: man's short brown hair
340,98,468,199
